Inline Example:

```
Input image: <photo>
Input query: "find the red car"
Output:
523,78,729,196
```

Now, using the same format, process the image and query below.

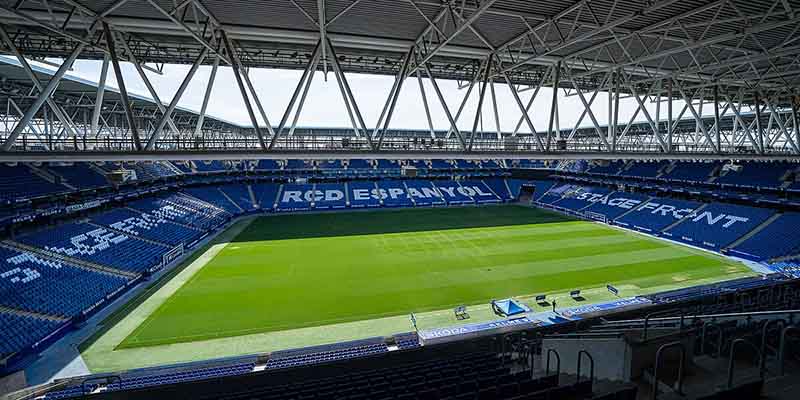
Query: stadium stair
217,188,245,214
725,212,783,252
0,303,69,323
611,196,654,223
124,207,204,233
502,179,514,200
402,181,417,207
28,164,73,190
87,222,172,249
480,179,506,201
373,181,382,206
661,203,708,234
247,185,257,209
2,240,138,279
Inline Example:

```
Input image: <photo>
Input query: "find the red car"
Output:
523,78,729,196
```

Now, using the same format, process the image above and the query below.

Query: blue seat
666,202,774,249
729,212,800,260
17,222,170,274
0,246,129,317
348,182,382,208
277,183,313,211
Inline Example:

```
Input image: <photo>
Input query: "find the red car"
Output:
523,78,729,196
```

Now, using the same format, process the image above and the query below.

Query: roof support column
375,50,412,150
326,39,373,149
0,25,80,143
92,54,110,137
612,72,620,152
447,61,484,140
725,93,760,152
667,80,674,152
754,91,764,153
511,66,551,137
676,85,719,153
1,38,84,151
569,75,609,151
714,85,721,153
500,68,544,151
317,0,327,76
118,33,182,138
222,31,267,150
469,54,492,151
288,48,321,138
104,22,141,151
765,98,799,154
195,56,220,137
546,62,560,152
489,81,501,141
331,46,361,139
415,66,436,140
793,95,800,150
269,41,321,149
145,47,208,150
422,62,467,150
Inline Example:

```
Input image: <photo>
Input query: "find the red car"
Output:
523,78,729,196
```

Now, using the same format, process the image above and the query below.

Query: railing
652,341,685,400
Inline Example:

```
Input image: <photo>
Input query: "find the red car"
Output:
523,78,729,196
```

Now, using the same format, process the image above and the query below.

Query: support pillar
145,48,208,150
667,80,673,152
222,31,267,150
714,85,721,153
546,62,560,151
469,55,492,151
195,56,220,137
104,23,141,151
755,91,764,153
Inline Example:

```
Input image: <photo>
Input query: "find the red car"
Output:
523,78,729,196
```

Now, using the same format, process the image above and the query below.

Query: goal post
584,211,607,224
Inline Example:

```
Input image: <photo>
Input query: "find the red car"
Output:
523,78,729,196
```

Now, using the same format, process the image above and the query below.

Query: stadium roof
1,49,793,162
0,0,798,158
0,0,798,95
0,54,246,130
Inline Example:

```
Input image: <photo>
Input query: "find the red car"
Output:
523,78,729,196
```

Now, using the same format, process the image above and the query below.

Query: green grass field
117,205,754,349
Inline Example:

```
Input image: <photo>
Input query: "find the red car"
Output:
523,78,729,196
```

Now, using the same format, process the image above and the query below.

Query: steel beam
512,65,551,136
222,31,267,149
288,52,320,138
469,55,492,151
754,91,764,153
422,62,467,150
327,39,374,149
794,95,800,149
2,40,84,151
195,56,220,137
546,62,560,151
118,32,182,137
413,0,498,69
415,67,436,139
499,66,544,151
269,41,321,149
714,85,721,152
104,23,144,151
3,150,799,163
0,24,79,141
489,81,501,140
145,48,208,150
92,54,110,137
376,51,413,149
317,0,327,76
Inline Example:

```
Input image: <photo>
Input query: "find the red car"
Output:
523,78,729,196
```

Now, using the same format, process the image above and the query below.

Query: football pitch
115,205,754,351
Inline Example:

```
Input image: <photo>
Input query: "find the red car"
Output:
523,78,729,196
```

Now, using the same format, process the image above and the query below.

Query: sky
48,58,709,134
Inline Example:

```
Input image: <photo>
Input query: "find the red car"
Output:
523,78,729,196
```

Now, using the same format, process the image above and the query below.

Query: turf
120,205,752,348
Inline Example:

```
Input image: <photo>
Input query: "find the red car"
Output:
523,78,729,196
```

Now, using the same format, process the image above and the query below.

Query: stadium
1,0,800,399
